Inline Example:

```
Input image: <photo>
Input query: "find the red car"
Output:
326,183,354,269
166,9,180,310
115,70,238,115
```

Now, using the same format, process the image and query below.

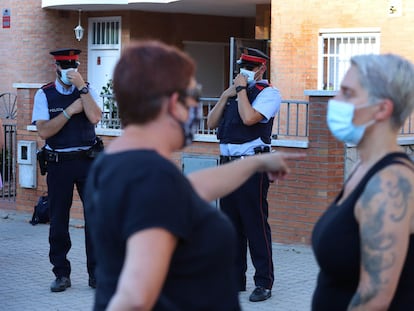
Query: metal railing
100,94,121,129
0,93,17,120
197,97,309,139
0,92,17,200
400,114,414,135
0,124,17,200
99,94,311,138
98,94,414,139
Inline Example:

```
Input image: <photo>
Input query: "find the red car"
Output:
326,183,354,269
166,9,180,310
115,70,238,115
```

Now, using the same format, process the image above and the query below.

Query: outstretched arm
188,151,305,202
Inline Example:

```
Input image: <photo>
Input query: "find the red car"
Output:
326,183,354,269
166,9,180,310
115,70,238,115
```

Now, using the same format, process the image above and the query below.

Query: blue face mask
240,68,257,83
326,99,375,145
59,68,77,86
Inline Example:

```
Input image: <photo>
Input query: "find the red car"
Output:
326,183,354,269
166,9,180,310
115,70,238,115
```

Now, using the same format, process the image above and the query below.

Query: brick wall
15,86,44,213
0,0,90,94
270,93,343,244
271,1,414,100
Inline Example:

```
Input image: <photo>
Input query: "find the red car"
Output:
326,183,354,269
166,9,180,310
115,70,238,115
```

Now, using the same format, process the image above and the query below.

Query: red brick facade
271,1,414,100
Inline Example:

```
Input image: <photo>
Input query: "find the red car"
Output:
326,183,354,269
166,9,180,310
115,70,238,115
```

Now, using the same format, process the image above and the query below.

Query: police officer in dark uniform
31,48,102,292
207,47,281,302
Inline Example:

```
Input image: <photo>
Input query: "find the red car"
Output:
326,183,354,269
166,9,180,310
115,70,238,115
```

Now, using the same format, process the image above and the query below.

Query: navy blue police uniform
43,82,96,280
216,47,281,302
32,48,101,292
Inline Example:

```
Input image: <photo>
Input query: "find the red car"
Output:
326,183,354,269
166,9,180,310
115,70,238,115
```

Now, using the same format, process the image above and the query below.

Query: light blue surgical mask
240,68,257,83
326,99,375,145
59,68,77,85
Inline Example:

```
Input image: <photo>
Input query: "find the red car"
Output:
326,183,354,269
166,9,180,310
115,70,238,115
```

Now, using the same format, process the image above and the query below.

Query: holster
86,136,104,159
36,147,48,175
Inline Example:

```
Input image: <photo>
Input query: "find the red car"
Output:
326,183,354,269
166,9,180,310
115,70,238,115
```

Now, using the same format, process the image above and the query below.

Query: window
318,29,380,90
90,17,121,49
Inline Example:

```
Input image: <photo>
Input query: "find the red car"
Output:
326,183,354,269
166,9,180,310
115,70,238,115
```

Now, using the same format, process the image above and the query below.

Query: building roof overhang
41,0,270,18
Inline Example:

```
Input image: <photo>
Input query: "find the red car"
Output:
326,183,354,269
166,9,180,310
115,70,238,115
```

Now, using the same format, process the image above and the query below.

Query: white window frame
89,16,121,50
318,28,380,90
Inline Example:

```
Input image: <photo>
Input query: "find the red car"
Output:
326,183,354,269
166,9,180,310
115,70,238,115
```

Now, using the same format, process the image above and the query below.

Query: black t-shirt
312,153,414,310
85,150,240,311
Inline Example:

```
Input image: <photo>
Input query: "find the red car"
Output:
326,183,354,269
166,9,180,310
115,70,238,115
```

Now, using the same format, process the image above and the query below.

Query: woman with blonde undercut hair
312,53,414,310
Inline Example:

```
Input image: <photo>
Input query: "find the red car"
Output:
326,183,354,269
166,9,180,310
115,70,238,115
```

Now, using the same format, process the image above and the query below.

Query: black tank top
312,152,414,310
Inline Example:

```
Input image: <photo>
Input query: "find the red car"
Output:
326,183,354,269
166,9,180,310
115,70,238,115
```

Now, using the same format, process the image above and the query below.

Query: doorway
184,41,228,98
87,16,121,108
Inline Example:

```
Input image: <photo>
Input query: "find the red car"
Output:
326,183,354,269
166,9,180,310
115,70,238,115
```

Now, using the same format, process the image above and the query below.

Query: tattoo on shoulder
362,171,411,221
351,171,412,307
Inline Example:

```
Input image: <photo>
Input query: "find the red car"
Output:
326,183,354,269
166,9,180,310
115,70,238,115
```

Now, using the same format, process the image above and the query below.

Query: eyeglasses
179,84,203,103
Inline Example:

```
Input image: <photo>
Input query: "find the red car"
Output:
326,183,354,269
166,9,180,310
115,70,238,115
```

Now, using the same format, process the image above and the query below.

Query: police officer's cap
237,47,269,67
50,48,81,68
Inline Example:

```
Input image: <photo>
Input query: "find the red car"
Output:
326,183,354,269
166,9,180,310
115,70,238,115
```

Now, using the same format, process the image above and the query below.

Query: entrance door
88,49,119,99
87,17,121,108
184,41,227,97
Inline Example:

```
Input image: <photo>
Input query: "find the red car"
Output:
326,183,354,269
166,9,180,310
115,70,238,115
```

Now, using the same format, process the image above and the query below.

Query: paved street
0,208,318,311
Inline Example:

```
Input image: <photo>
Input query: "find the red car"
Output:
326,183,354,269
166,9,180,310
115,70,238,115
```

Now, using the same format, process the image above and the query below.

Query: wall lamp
74,9,84,41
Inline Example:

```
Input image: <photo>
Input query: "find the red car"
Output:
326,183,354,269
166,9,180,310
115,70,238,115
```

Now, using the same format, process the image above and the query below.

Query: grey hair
350,53,414,129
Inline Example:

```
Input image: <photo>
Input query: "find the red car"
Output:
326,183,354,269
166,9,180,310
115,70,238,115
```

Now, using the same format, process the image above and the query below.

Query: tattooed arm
350,165,414,311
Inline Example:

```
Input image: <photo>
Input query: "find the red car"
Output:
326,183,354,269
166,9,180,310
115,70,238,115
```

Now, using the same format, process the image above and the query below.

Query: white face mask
59,68,77,85
326,99,376,145
240,68,257,83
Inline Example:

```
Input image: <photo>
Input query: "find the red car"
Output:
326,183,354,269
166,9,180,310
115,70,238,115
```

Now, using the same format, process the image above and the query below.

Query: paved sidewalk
0,208,319,311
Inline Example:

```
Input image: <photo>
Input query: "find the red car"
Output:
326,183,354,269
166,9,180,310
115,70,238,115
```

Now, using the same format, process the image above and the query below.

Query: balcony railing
197,98,309,140
99,94,414,141
400,113,414,135
100,94,121,129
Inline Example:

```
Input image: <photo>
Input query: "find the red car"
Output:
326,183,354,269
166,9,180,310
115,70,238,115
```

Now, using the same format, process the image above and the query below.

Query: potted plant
100,79,120,129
